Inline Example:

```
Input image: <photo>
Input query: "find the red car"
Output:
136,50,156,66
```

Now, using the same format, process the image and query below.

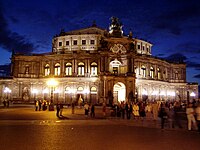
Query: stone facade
0,18,198,104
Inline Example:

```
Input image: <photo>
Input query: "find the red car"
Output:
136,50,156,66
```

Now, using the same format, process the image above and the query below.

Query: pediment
65,27,107,35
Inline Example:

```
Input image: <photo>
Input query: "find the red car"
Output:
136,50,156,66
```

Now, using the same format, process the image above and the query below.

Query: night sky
0,0,200,85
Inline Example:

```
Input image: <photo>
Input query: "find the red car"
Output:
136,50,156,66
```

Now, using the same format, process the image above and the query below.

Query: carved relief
110,44,126,54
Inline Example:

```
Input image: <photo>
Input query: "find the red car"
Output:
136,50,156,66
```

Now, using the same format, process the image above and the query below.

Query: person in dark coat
56,103,60,118
125,102,132,120
158,103,168,129
90,104,95,118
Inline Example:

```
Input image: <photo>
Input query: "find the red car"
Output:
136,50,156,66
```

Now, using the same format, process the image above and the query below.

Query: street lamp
47,78,58,104
32,89,38,102
4,87,11,100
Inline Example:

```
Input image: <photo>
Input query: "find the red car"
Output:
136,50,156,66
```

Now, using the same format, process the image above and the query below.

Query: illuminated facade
0,17,198,104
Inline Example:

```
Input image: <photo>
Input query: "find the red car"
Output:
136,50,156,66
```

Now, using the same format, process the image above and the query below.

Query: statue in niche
22,87,30,101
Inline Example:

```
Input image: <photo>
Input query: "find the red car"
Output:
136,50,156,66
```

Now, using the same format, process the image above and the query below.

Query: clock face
110,44,126,54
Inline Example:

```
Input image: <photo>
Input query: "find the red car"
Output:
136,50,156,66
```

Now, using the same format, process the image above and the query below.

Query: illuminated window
91,62,98,76
150,67,154,78
78,62,84,76
141,65,146,77
54,63,60,76
65,63,72,76
91,87,97,94
142,46,145,50
157,68,161,79
73,40,77,45
66,41,69,46
90,40,95,45
44,64,50,76
82,40,86,45
59,42,62,46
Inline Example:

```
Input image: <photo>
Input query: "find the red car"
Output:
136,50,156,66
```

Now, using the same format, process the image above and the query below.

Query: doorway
113,82,126,104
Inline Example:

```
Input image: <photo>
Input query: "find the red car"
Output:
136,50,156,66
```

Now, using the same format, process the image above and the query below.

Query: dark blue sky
0,0,200,84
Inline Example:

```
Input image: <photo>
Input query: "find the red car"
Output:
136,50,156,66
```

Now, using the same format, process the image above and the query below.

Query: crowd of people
33,98,200,132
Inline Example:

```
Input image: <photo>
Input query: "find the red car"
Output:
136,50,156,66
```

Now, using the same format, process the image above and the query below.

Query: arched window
91,87,97,94
91,62,98,76
141,65,146,77
109,59,121,75
65,63,72,76
150,67,154,78
78,62,85,76
44,64,50,76
54,63,60,76
157,68,161,79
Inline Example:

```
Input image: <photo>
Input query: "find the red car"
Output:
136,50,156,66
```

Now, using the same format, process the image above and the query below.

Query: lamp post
47,78,58,111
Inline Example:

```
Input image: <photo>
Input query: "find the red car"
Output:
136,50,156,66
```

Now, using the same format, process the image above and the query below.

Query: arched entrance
113,82,126,104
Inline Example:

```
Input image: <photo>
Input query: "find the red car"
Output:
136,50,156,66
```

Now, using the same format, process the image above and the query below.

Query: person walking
186,103,197,131
196,103,200,133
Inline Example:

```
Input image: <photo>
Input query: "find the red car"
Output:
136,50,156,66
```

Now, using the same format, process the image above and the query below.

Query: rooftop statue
109,17,123,37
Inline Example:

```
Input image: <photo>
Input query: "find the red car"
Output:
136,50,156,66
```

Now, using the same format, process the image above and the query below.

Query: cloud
0,2,35,54
186,61,200,70
152,1,200,35
164,53,187,63
193,74,200,79
176,42,200,54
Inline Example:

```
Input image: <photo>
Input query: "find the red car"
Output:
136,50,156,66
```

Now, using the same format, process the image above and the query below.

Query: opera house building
0,17,198,105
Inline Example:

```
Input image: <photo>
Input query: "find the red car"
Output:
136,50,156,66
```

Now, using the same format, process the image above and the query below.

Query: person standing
120,101,125,119
35,100,39,111
186,103,197,131
158,103,168,129
196,103,200,133
90,104,95,118
152,101,159,121
84,102,90,117
125,102,132,120
132,102,139,119
71,102,75,114
56,103,60,118
3,99,6,108
60,103,64,116
102,103,106,117
39,100,42,111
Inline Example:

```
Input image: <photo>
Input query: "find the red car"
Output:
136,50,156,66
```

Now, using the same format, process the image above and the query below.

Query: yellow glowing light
32,89,38,94
47,78,58,87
